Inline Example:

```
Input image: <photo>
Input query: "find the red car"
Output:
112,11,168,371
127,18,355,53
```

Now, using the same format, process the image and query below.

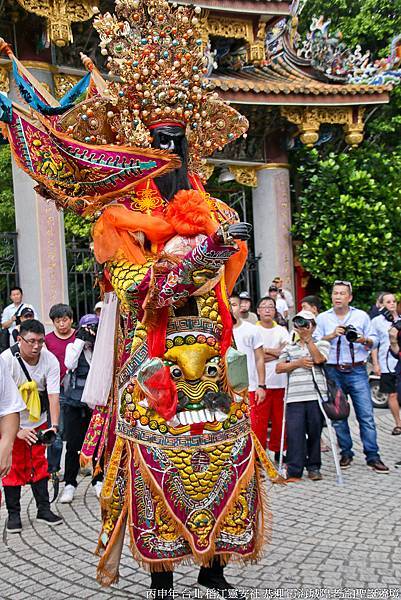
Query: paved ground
1,408,401,600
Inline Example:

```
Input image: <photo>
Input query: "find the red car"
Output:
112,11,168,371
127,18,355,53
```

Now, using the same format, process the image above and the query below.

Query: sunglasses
333,280,352,293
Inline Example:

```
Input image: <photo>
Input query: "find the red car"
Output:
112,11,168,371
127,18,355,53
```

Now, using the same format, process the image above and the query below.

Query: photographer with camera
315,281,388,473
370,293,401,435
59,314,103,503
276,310,330,482
0,319,62,533
1,287,37,348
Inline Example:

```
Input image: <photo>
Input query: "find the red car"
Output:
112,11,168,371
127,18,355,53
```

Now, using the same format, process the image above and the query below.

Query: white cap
94,301,103,311
294,310,315,320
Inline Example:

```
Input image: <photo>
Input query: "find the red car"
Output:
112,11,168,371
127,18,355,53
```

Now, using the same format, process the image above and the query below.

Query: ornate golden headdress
92,0,248,175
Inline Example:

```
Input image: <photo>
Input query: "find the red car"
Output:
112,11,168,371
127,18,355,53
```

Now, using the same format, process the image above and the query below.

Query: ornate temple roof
211,72,391,105
0,0,398,155
208,14,399,107
178,0,291,16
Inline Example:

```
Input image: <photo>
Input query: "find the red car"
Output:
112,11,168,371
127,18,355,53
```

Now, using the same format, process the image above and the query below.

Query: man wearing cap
268,285,289,322
59,314,102,503
276,310,330,481
239,291,258,324
272,277,294,313
94,301,103,318
10,306,35,343
315,281,388,473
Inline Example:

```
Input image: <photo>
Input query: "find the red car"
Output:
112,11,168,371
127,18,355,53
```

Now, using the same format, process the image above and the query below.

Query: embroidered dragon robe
94,179,277,583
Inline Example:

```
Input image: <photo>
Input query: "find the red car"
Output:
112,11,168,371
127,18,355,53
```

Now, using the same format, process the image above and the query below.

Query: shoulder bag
311,366,350,421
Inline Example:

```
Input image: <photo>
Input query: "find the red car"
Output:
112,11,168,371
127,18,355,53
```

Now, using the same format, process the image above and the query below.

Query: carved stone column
252,163,294,301
9,65,69,329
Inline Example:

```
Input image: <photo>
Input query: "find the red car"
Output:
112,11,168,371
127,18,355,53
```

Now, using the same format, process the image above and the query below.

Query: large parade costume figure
0,0,283,593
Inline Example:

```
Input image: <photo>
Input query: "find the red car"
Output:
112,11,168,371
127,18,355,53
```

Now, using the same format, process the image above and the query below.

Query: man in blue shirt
315,281,389,473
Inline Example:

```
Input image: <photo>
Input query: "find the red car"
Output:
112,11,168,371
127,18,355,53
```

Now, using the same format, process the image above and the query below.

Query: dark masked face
151,125,191,201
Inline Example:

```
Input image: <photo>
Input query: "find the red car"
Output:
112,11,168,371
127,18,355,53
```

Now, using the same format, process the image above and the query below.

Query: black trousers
286,400,322,478
63,404,92,487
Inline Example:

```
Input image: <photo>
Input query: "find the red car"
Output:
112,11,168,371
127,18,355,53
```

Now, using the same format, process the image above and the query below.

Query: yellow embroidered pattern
163,443,234,501
130,187,165,213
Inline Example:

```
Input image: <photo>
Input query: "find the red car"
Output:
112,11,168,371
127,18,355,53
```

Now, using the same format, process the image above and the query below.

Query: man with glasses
1,319,63,532
315,281,388,473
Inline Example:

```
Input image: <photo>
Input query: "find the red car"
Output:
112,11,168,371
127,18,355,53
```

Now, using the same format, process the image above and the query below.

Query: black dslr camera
343,325,359,343
379,307,401,332
293,315,313,328
35,429,57,446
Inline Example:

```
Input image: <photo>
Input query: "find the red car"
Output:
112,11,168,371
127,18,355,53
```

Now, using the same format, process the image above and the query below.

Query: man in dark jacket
59,314,102,503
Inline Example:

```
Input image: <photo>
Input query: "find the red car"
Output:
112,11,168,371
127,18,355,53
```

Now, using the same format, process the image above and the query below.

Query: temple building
0,0,400,324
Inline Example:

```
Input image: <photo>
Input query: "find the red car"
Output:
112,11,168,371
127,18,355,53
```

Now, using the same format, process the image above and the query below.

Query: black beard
154,165,191,201
151,125,191,201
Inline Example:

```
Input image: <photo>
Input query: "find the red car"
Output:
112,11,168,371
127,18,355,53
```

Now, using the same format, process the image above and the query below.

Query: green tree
63,211,91,242
291,1,401,304
301,0,401,56
299,0,401,150
0,144,15,232
292,147,401,307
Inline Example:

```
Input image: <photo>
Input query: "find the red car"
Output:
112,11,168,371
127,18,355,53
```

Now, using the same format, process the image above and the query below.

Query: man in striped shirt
276,310,330,482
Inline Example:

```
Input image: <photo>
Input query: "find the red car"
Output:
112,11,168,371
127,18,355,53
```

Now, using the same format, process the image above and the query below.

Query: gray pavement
1,408,401,599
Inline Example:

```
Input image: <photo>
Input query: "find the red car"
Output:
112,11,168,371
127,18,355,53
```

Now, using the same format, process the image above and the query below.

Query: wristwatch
258,384,267,390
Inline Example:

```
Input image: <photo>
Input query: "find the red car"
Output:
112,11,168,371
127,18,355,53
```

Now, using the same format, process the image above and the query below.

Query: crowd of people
230,279,401,483
0,278,400,534
0,287,103,533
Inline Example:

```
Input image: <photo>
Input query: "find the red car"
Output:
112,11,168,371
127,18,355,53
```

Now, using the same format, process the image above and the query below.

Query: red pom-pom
165,190,217,237
146,366,178,422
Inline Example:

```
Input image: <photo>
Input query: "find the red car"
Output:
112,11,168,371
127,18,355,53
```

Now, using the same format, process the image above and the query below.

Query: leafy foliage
299,0,401,149
291,1,401,306
63,211,92,242
300,0,401,56
0,144,15,232
292,148,401,307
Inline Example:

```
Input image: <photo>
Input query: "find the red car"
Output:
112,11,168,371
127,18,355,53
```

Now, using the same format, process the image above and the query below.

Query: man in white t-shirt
1,286,37,344
1,319,62,533
256,296,290,458
229,295,266,425
0,357,25,478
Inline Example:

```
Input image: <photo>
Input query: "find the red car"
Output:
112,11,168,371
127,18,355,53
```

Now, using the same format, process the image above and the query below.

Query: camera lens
293,316,310,328
345,326,358,343
35,429,56,446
